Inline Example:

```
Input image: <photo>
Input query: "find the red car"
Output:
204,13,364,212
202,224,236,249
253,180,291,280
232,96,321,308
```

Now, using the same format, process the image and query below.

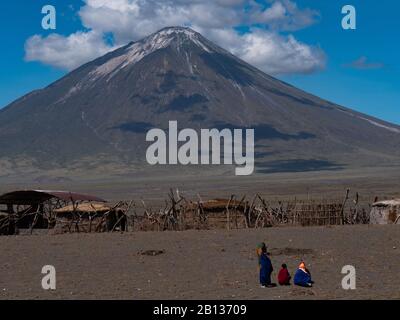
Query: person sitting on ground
278,263,291,285
258,243,276,288
294,261,313,287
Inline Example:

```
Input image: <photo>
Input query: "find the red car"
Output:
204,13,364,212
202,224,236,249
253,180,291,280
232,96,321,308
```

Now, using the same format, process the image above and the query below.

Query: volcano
1,26,399,179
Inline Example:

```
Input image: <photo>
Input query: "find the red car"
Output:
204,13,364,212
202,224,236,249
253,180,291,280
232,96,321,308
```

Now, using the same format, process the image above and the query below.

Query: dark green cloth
257,242,266,249
257,242,267,265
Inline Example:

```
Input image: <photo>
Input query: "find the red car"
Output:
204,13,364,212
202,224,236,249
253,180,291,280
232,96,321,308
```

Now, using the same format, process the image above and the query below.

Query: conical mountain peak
1,27,399,178
89,26,214,80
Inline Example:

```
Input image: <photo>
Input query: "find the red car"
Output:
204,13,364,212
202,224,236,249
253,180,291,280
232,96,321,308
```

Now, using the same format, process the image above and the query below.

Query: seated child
294,261,313,287
278,263,291,285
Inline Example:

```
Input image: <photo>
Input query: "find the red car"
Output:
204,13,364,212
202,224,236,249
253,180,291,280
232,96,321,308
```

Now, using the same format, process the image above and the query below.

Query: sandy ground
1,225,399,300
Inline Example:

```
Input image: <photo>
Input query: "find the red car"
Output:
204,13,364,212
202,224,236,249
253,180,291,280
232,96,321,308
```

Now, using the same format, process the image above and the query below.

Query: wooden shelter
53,202,127,233
0,190,106,235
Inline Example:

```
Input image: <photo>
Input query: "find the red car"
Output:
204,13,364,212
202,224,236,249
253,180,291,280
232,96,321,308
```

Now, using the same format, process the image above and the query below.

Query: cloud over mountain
25,31,116,70
24,0,325,75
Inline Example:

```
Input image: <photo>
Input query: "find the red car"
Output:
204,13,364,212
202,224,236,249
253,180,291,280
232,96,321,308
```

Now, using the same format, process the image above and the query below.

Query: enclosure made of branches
128,189,370,232
52,201,132,234
0,189,370,235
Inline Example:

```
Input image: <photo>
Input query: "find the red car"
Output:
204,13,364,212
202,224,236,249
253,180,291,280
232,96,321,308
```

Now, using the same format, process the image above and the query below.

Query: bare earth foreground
1,225,399,300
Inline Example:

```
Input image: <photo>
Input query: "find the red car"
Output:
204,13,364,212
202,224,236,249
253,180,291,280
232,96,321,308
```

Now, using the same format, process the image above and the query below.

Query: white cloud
24,0,325,75
78,0,242,43
257,2,287,22
236,31,325,75
251,0,320,31
25,31,116,70
204,28,325,75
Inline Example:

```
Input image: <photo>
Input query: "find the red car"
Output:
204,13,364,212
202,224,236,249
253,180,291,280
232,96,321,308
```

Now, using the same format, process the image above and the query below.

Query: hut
370,199,400,224
53,202,127,233
0,190,106,234
186,198,249,229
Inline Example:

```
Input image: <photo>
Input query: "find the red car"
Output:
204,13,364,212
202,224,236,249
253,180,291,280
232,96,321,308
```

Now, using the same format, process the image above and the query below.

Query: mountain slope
0,27,399,178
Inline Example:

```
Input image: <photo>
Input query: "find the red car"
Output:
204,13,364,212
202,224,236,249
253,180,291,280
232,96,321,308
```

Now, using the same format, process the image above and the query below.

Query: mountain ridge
0,26,399,179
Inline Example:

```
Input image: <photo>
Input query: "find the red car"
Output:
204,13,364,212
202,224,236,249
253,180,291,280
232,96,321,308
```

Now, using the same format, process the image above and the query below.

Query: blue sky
0,0,399,124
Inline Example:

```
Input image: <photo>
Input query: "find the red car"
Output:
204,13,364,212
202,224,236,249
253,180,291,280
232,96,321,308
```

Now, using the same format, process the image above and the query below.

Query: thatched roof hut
370,199,400,224
53,202,127,233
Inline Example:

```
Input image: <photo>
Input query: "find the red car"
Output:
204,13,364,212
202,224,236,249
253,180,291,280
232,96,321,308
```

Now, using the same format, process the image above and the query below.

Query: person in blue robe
258,244,275,287
294,261,313,287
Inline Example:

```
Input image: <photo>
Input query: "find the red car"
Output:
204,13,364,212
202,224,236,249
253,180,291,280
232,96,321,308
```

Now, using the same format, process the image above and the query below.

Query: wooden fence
0,189,370,234
128,189,370,231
